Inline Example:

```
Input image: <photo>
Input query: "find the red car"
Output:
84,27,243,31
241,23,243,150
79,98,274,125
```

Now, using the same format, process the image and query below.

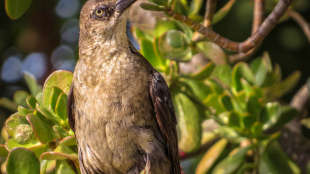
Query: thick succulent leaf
55,160,77,174
35,92,43,106
171,90,201,152
152,0,167,6
37,106,63,126
0,145,9,157
5,0,32,19
212,146,252,174
140,38,165,70
172,0,188,15
179,78,212,101
227,111,241,128
18,106,32,116
212,0,236,24
40,160,48,174
0,97,18,112
188,0,203,15
218,126,245,143
196,41,229,65
246,93,261,116
14,124,36,145
41,144,78,162
250,57,268,86
27,113,60,143
203,93,226,115
260,142,299,174
219,94,233,111
140,3,166,11
232,62,255,92
53,125,67,138
56,92,68,121
155,19,179,37
158,30,192,62
23,72,42,96
186,62,215,80
14,90,30,108
242,113,256,130
43,70,73,108
270,105,298,128
50,86,63,112
274,71,301,97
59,135,77,146
205,79,224,95
26,95,37,109
195,139,228,174
6,147,40,174
29,144,49,159
250,122,263,137
5,138,41,151
212,65,232,85
260,102,280,130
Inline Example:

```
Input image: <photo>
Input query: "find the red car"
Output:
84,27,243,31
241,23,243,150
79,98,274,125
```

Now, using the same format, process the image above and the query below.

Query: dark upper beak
115,0,137,14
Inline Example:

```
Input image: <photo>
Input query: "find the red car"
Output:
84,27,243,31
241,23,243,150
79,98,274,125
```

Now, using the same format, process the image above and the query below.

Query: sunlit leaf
188,0,203,15
232,62,255,92
140,3,166,11
5,0,32,19
23,72,42,96
197,41,229,65
212,65,232,85
6,147,40,174
212,0,236,24
196,139,228,174
26,96,37,109
43,70,73,108
14,90,30,108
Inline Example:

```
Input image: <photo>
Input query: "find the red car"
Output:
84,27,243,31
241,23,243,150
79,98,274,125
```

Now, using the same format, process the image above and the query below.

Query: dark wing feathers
129,39,181,174
67,85,75,133
149,71,181,174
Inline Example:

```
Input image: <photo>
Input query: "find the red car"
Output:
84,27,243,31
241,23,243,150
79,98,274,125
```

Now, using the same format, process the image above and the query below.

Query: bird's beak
115,0,136,14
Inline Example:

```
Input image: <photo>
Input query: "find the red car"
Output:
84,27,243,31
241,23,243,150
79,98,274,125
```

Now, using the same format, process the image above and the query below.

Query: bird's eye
95,9,104,16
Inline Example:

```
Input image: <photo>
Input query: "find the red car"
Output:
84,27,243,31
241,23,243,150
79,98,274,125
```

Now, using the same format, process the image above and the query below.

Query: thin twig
228,0,265,64
287,9,310,43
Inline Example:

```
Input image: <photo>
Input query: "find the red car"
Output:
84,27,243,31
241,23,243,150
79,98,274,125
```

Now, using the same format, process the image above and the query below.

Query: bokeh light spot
20,53,47,79
55,0,80,19
1,56,22,83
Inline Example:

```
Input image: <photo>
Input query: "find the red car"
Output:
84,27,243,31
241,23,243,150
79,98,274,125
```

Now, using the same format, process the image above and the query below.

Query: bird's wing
128,39,181,173
149,71,181,174
67,85,76,132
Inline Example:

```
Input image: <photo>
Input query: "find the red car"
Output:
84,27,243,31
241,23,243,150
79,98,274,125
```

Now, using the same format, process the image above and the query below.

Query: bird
67,0,181,173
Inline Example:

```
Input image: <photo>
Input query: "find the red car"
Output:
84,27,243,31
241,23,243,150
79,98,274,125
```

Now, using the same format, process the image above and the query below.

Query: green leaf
55,160,77,174
152,0,167,6
6,147,40,174
212,146,252,174
246,93,261,116
232,62,255,92
250,122,263,137
55,92,68,121
27,113,60,143
260,142,297,174
196,41,229,65
212,65,232,85
29,144,49,159
40,160,48,174
59,135,77,146
43,70,73,108
218,126,245,143
37,106,63,126
5,138,41,151
41,144,78,162
140,38,165,70
196,139,228,174
271,105,298,128
0,97,18,112
212,0,236,24
0,145,9,157
227,111,241,128
260,102,280,130
23,72,42,96
14,124,36,145
26,95,37,109
203,93,226,115
18,106,32,116
35,92,43,106
5,115,29,137
5,0,32,19
140,3,166,11
154,19,179,37
219,94,233,111
274,71,301,97
179,78,212,101
53,125,67,138
171,91,201,152
186,62,215,80
158,30,192,62
50,86,63,112
242,113,256,130
14,90,30,108
250,57,267,86
188,0,203,15
205,79,224,94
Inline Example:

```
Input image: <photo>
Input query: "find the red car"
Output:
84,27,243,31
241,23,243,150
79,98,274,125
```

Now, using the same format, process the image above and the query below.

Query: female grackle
67,0,181,173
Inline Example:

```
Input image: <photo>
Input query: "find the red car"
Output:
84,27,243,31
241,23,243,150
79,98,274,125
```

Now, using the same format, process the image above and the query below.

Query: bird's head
79,0,136,42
